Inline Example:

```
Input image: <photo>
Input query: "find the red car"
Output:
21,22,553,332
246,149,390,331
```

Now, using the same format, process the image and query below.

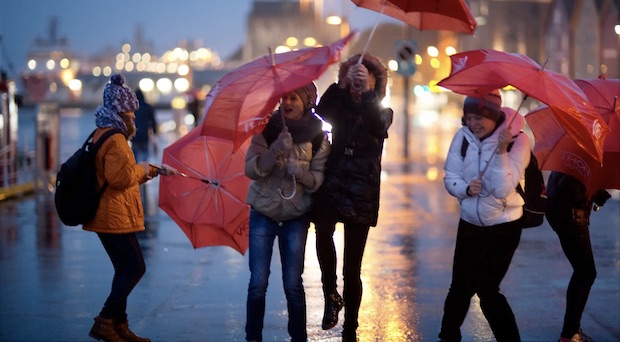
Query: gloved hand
345,63,369,103
269,128,293,157
155,163,178,176
286,158,304,178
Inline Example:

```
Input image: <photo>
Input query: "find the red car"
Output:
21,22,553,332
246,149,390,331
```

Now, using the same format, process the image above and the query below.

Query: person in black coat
312,53,393,341
546,171,611,342
132,88,157,163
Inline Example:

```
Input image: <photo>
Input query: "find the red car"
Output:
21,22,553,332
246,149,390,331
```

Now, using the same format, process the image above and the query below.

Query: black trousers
547,207,597,339
313,201,370,333
97,232,146,322
439,219,522,342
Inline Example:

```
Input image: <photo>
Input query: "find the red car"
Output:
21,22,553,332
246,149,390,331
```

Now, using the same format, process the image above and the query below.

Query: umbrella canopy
200,33,354,152
351,0,476,34
525,78,620,198
159,128,251,254
437,49,610,162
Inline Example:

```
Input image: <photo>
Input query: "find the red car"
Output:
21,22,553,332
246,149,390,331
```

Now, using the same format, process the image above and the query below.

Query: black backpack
460,133,548,228
55,129,122,226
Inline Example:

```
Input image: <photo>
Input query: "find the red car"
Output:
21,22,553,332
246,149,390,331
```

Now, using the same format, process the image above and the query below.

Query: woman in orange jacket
83,74,176,342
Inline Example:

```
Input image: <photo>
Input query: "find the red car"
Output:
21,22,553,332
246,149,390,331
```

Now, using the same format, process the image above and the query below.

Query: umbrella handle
278,175,297,200
358,2,386,64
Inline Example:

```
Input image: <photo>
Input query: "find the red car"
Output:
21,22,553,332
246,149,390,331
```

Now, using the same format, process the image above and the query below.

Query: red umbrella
200,33,354,152
351,0,476,34
159,128,251,255
525,78,620,198
437,49,610,162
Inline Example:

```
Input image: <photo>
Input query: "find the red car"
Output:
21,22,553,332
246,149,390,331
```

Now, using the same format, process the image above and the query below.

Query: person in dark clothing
312,53,393,341
132,89,157,163
546,171,611,342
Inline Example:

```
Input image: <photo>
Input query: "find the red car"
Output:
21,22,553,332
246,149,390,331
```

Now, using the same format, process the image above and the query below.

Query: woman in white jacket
439,90,530,342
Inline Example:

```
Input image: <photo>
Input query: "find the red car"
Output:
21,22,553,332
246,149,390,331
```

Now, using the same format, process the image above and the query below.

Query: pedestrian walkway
0,157,618,342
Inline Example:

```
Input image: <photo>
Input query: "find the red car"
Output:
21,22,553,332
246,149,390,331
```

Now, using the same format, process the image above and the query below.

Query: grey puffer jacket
245,131,330,222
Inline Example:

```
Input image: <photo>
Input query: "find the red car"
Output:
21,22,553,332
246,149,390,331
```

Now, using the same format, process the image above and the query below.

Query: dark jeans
313,202,370,333
547,208,597,339
97,232,146,323
439,219,522,342
245,209,309,342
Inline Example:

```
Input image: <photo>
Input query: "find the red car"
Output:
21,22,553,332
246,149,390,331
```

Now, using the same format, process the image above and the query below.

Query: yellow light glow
326,16,342,25
28,60,36,70
116,53,124,62
124,62,134,72
60,69,73,85
426,167,439,181
102,66,112,76
174,78,190,92
46,59,55,70
142,53,151,62
414,54,422,65
115,61,124,70
171,96,186,109
286,37,299,47
430,58,440,69
122,43,131,53
92,67,101,77
303,37,317,47
132,53,141,63
60,58,70,69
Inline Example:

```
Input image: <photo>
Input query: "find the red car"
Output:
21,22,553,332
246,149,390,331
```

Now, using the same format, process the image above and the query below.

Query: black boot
322,291,344,330
89,316,126,342
342,329,357,342
115,320,150,342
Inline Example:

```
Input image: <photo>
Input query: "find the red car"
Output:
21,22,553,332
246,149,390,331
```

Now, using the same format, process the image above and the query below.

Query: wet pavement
1,108,619,341
0,158,619,342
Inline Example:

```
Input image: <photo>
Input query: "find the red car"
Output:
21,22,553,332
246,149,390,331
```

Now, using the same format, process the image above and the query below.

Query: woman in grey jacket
439,90,530,342
244,82,330,342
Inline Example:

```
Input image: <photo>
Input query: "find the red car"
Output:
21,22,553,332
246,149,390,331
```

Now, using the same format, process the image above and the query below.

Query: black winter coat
315,83,393,226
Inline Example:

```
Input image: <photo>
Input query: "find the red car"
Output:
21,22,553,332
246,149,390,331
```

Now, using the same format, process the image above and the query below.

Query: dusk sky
0,0,393,77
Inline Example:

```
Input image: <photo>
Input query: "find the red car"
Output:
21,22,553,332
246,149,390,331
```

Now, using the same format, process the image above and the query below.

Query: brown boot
115,321,151,342
89,316,126,342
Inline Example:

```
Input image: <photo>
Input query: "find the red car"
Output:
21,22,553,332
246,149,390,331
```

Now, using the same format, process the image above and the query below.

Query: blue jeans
97,233,146,322
245,209,309,342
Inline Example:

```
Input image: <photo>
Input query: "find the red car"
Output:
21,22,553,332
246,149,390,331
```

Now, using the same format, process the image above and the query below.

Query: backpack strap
460,136,469,159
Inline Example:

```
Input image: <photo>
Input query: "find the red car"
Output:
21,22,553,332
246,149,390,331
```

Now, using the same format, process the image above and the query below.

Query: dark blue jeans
439,219,522,342
97,232,146,323
245,209,309,342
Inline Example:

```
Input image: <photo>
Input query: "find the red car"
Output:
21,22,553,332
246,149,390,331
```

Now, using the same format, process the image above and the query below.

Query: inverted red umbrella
352,0,476,34
350,0,476,61
200,33,354,152
159,128,251,255
437,49,610,162
525,78,620,198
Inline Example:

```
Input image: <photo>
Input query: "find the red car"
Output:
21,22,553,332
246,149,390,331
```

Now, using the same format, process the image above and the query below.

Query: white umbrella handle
278,175,297,199
358,2,386,65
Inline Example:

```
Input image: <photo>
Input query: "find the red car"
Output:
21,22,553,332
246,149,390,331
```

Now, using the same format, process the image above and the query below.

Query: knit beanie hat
463,89,502,122
102,74,139,113
294,82,318,110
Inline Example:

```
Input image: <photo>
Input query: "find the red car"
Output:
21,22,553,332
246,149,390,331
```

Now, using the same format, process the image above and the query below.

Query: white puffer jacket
444,111,530,227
